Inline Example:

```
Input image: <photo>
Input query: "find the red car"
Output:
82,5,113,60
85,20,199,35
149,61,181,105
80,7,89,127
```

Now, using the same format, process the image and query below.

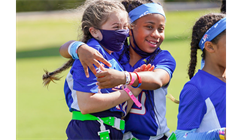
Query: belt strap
72,111,125,130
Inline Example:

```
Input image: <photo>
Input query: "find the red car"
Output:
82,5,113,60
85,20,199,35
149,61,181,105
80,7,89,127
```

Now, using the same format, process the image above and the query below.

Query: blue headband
128,3,166,23
199,17,226,69
199,17,226,50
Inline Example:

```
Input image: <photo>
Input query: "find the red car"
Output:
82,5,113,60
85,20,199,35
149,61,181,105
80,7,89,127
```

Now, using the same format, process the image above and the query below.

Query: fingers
144,64,151,71
96,55,112,67
82,63,90,78
86,60,98,75
139,64,146,71
148,65,155,71
99,64,105,71
95,71,106,78
96,76,110,89
134,64,145,72
95,52,112,67
133,64,154,72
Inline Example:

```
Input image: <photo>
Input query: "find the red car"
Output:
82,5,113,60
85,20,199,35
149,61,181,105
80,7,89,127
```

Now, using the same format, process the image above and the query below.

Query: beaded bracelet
124,71,131,85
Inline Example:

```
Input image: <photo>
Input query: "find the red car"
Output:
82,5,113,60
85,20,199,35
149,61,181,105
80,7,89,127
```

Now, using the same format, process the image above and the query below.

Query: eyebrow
112,23,120,26
145,21,165,26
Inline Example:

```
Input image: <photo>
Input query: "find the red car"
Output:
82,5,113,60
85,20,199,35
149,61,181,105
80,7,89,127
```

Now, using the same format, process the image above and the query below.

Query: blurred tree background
16,0,215,12
16,0,86,12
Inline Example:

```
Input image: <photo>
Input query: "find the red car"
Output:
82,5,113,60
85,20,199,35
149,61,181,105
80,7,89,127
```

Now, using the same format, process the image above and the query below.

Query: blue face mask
98,29,129,52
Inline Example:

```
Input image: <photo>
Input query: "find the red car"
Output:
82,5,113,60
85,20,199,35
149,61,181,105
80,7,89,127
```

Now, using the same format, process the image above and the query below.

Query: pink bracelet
124,88,142,108
129,72,135,85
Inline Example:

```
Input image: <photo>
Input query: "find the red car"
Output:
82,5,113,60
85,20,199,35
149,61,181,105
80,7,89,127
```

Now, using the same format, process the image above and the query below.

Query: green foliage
16,0,85,12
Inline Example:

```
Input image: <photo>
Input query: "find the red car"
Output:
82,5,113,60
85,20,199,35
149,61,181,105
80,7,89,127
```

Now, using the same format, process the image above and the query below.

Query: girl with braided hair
58,0,176,139
42,0,156,139
175,13,226,140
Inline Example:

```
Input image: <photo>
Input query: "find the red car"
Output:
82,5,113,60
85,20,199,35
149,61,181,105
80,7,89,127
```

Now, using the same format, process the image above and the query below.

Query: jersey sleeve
71,60,99,93
175,129,221,140
177,83,207,130
153,50,176,79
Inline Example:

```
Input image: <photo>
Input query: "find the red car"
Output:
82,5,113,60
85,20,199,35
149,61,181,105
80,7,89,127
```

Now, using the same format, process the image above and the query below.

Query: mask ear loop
129,29,139,50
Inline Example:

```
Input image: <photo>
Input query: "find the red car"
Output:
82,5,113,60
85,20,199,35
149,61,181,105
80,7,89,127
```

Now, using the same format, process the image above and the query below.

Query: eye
123,23,129,29
146,25,153,30
113,26,120,29
158,27,164,33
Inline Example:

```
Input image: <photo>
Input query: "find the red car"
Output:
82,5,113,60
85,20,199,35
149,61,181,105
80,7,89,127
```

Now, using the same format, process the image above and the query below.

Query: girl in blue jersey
42,0,153,139
58,0,176,139
175,13,226,140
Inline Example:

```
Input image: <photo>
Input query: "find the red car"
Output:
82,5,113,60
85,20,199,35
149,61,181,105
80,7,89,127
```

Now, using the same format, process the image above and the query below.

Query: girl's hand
133,64,154,72
77,44,112,77
96,65,126,89
96,64,155,89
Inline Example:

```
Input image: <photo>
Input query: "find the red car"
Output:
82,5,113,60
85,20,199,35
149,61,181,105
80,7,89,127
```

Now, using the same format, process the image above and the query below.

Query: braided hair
188,13,226,79
42,0,127,87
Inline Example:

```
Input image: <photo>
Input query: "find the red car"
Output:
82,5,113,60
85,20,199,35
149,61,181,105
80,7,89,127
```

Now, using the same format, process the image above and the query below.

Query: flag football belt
72,111,125,130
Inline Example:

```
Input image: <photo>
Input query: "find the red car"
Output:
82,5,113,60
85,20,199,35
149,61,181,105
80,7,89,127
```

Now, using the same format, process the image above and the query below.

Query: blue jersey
113,47,176,139
64,38,127,115
177,70,226,132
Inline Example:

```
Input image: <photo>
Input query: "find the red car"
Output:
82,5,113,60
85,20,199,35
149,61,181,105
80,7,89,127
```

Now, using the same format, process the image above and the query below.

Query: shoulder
179,82,202,102
86,38,105,54
157,50,175,60
152,50,176,67
177,81,207,130
191,70,226,100
152,50,176,77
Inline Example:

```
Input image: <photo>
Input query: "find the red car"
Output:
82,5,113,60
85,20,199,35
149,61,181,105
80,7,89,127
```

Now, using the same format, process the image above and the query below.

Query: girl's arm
77,86,141,114
59,40,75,58
175,128,225,140
59,40,111,77
96,68,170,90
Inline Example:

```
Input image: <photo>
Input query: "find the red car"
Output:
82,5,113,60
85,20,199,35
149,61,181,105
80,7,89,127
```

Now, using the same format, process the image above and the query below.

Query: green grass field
16,9,218,140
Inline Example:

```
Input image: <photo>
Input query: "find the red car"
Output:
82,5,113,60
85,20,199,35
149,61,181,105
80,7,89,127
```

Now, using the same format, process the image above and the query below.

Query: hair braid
42,59,74,87
43,0,128,87
188,38,199,79
188,13,226,79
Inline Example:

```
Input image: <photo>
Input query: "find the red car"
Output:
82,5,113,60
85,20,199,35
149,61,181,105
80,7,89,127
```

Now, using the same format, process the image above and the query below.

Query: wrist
123,88,142,108
68,41,85,59
129,72,135,85
132,72,142,88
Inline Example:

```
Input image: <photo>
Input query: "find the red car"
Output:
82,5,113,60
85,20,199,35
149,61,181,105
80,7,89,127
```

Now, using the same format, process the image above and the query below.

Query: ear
89,27,102,41
204,41,216,53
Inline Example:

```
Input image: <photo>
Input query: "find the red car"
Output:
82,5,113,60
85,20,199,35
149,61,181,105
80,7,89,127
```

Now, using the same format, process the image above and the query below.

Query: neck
128,37,142,66
202,60,226,82
102,45,112,54
129,46,142,67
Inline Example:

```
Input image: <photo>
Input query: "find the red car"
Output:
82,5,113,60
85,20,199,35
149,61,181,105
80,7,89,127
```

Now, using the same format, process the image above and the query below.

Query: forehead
134,13,165,25
105,10,129,24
